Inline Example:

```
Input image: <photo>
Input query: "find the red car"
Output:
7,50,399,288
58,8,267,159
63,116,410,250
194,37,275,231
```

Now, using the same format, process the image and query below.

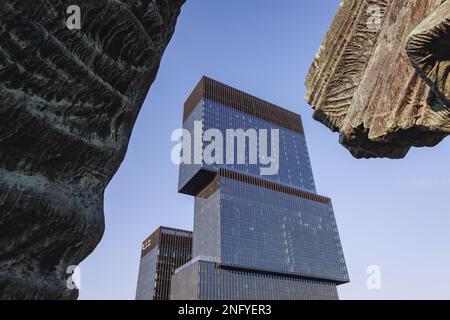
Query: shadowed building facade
171,77,349,300
135,227,192,300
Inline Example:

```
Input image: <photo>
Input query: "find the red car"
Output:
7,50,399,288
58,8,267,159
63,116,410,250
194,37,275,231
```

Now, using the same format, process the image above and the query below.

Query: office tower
135,226,192,300
171,77,349,300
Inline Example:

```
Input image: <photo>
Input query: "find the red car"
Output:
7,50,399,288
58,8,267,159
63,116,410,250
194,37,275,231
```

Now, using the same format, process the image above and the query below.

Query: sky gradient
79,0,450,300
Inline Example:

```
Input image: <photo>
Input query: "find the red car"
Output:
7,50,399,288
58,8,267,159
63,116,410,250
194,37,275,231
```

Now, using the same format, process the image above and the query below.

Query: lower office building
135,226,192,300
171,258,339,300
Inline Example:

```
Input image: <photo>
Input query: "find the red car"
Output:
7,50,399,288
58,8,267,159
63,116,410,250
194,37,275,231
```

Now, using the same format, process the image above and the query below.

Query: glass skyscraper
171,77,349,300
135,226,192,300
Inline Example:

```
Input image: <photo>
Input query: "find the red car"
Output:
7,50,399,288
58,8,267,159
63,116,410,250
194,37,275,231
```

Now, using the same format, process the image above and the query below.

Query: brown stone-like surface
306,0,450,158
406,1,450,106
0,0,185,299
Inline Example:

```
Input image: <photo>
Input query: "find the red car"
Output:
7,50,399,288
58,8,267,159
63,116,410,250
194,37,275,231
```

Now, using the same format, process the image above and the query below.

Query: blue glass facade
193,187,221,260
135,246,158,300
179,98,316,194
173,77,349,300
191,173,348,283
171,260,339,300
135,227,192,300
221,176,347,281
178,100,204,192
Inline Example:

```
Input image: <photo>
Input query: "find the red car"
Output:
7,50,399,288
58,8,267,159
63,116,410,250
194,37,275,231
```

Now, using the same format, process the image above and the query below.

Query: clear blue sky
79,0,450,300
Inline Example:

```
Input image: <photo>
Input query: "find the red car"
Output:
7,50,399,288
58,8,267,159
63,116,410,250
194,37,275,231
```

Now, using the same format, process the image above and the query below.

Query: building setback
171,77,349,300
135,226,192,300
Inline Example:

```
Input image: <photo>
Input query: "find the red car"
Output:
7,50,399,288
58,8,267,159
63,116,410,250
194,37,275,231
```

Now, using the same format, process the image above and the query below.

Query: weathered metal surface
0,0,185,299
306,0,449,158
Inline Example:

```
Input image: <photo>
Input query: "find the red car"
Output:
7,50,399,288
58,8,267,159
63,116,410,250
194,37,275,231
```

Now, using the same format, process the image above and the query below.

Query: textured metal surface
0,0,185,299
305,0,450,158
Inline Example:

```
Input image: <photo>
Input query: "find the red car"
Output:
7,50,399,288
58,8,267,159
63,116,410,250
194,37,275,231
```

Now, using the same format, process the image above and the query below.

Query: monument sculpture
0,0,185,299
305,0,449,158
